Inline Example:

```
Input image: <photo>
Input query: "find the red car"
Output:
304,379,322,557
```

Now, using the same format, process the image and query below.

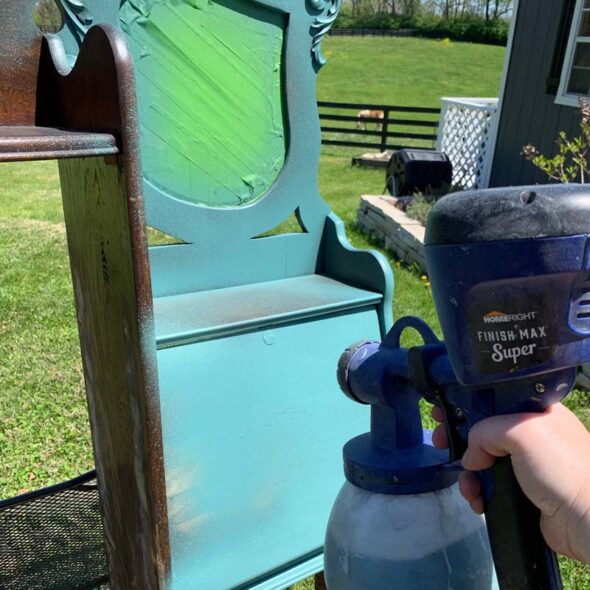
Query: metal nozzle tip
337,340,374,402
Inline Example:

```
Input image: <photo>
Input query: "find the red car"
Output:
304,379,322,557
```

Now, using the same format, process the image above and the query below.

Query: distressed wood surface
37,25,131,149
52,25,170,590
60,156,168,589
0,0,123,162
0,126,118,162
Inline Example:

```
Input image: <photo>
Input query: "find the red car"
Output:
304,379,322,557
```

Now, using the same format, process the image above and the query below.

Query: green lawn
316,36,507,157
318,36,506,106
1,34,589,588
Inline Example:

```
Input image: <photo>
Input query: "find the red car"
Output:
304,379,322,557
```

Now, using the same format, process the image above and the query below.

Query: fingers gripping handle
482,457,562,590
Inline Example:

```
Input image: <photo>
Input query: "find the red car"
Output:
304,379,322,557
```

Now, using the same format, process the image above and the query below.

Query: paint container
324,481,499,590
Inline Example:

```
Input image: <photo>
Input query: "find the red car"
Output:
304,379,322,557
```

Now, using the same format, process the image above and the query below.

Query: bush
405,195,434,225
333,13,509,46
400,183,461,225
416,15,509,46
522,99,590,183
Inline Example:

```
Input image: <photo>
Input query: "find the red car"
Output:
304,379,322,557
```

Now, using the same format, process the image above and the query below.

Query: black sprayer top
425,184,590,246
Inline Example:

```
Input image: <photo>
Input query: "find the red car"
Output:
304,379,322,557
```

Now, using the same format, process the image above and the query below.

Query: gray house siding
490,0,579,187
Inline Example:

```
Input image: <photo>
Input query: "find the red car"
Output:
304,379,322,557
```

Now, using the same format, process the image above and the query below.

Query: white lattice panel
437,98,499,190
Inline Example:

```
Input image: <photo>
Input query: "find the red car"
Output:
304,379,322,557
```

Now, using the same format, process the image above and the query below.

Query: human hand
431,403,590,564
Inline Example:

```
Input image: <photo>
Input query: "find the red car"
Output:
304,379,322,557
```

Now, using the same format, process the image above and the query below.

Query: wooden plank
320,114,439,127
60,155,167,590
318,101,440,114
322,139,384,149
322,139,432,150
388,118,439,128
321,126,384,137
0,126,118,162
321,126,438,141
387,131,439,140
153,274,382,348
320,114,381,123
351,155,390,168
49,25,170,589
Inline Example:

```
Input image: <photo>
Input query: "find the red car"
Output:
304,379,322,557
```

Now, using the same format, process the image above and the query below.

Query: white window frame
556,0,590,106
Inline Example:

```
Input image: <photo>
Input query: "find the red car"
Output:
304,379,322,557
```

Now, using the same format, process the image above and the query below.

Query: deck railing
436,97,499,190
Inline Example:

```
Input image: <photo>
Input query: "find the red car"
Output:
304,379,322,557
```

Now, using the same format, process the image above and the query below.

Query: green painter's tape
120,0,286,207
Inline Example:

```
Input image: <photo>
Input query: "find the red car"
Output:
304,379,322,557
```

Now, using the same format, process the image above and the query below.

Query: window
557,0,590,105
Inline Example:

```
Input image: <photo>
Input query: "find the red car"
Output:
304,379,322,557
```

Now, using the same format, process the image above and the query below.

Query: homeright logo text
483,311,539,324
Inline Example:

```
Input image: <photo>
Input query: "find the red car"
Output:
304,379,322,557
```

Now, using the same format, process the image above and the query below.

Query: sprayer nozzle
337,341,374,402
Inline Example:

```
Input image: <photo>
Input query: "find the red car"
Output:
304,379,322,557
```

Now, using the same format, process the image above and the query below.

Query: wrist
569,480,590,565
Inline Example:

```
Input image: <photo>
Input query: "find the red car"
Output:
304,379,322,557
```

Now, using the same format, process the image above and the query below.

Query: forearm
568,486,590,565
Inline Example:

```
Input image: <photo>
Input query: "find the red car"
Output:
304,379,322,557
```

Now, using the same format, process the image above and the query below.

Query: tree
483,0,511,21
342,0,512,20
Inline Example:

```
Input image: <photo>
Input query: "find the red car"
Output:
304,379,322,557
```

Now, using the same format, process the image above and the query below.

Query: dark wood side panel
490,0,580,187
49,26,169,589
37,25,131,148
60,156,168,589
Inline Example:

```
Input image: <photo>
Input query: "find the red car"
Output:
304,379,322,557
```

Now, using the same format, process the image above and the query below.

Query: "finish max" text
476,326,547,343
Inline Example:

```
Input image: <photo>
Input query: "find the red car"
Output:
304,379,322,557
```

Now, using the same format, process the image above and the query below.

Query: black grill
0,471,109,590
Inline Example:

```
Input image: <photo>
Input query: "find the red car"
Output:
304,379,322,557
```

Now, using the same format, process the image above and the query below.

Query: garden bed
357,195,426,272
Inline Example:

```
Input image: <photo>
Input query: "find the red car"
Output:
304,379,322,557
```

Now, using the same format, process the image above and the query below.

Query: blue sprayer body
327,185,590,590
325,317,498,590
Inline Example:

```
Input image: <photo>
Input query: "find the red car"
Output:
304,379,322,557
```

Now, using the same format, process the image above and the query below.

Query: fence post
436,98,450,151
380,108,389,153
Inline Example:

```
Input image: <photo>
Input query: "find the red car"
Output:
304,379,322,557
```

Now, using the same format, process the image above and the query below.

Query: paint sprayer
325,185,590,590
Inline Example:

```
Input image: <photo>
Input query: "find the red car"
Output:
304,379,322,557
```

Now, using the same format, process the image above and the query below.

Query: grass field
1,34,590,588
316,35,507,157
318,36,506,106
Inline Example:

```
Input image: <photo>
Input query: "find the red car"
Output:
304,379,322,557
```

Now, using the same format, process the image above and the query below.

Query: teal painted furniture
34,1,394,588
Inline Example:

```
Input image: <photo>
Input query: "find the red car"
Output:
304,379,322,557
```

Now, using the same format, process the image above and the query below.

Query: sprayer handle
482,456,562,590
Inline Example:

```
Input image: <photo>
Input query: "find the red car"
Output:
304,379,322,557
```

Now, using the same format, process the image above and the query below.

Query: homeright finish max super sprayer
325,184,590,590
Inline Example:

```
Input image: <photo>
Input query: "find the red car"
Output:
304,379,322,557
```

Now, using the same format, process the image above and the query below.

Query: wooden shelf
0,126,119,162
153,274,383,348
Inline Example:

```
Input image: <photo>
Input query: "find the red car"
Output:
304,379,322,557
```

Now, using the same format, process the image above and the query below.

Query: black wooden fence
330,28,419,37
318,101,441,152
